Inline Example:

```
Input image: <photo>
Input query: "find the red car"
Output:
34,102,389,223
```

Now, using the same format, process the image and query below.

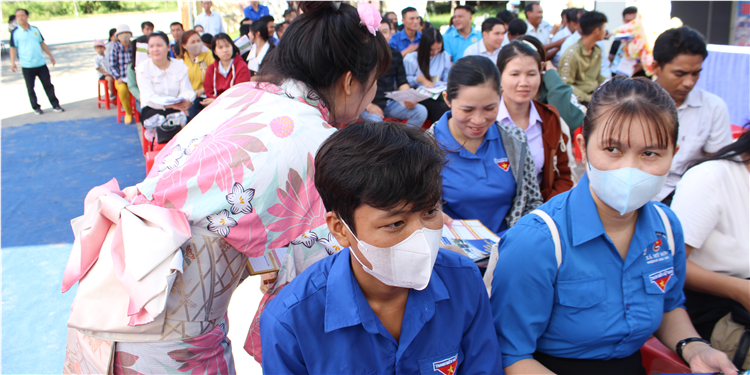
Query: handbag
711,305,750,370
156,112,186,144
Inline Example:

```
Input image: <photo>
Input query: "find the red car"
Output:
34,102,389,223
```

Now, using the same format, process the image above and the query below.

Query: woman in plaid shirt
110,24,134,124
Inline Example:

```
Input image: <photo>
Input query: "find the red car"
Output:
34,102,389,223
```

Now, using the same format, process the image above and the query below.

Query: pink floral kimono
62,80,342,374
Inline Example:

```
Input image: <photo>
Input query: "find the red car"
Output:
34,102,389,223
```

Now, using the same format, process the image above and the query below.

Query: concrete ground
0,11,263,375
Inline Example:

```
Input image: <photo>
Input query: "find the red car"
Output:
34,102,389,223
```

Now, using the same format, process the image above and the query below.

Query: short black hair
481,18,505,33
210,33,240,61
455,5,474,15
446,55,501,102
170,22,183,30
653,26,708,65
315,122,445,235
259,15,275,24
579,11,607,36
507,19,527,37
622,6,638,17
524,2,540,13
147,32,171,60
384,11,396,19
141,21,154,30
201,33,213,45
496,10,516,25
282,8,296,17
109,28,117,39
402,7,417,18
15,9,29,16
566,8,582,24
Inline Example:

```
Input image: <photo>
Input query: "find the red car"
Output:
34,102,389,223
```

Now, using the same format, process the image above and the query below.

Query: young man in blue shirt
389,7,422,57
9,8,63,115
261,122,503,375
243,1,270,22
442,5,481,61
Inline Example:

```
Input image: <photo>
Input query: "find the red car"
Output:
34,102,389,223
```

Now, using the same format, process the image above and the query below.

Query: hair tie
521,40,538,52
357,2,381,36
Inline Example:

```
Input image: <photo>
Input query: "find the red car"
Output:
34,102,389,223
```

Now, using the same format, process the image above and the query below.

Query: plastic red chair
97,79,113,110
573,127,583,164
145,150,159,174
116,93,140,123
731,124,748,140
641,337,691,375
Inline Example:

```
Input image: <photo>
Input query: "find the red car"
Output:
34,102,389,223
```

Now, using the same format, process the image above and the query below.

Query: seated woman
180,30,215,122
496,40,574,201
491,77,737,375
201,33,251,108
135,32,195,143
516,34,586,132
126,35,148,113
429,55,542,236
246,17,275,75
404,27,451,124
671,127,750,369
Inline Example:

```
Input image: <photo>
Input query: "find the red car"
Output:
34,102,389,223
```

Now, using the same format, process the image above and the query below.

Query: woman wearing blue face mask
488,77,738,375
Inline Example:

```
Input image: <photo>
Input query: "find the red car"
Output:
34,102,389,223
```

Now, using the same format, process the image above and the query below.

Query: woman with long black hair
404,27,451,123
246,16,275,74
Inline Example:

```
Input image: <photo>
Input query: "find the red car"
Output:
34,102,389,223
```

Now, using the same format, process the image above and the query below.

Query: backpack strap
531,210,562,269
652,205,675,256
483,209,562,297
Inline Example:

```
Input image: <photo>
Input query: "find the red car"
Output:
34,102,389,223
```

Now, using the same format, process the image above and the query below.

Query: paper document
441,220,499,263
235,35,252,56
150,96,183,106
416,85,446,100
247,248,288,275
614,56,638,77
385,89,431,106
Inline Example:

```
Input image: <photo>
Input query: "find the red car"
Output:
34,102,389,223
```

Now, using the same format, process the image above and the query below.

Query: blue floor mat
2,117,146,247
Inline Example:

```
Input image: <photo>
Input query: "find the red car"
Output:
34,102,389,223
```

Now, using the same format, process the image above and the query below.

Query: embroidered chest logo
653,239,662,252
433,354,458,375
649,267,674,293
471,37,478,43
644,233,670,265
494,158,510,171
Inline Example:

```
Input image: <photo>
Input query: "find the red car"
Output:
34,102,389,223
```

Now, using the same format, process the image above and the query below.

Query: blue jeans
360,100,428,127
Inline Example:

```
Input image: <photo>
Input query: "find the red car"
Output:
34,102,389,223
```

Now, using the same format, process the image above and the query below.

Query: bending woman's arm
542,67,585,131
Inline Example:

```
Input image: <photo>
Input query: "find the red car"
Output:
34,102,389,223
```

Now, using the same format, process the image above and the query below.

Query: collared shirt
497,97,544,183
491,174,686,366
403,51,451,88
182,50,215,91
389,29,421,52
442,27,482,61
243,4,269,21
559,38,606,103
556,31,611,76
550,27,572,66
654,87,732,201
246,42,270,73
525,19,553,45
195,11,225,36
10,25,47,68
136,58,196,110
436,111,517,235
261,248,504,374
108,41,131,80
217,57,232,77
463,39,501,64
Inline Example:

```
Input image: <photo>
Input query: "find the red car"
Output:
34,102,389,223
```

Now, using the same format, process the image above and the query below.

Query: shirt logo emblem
433,354,458,375
471,37,477,43
494,158,510,171
649,267,674,293
653,238,662,252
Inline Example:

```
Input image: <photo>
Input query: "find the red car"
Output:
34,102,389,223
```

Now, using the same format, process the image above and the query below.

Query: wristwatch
676,337,712,364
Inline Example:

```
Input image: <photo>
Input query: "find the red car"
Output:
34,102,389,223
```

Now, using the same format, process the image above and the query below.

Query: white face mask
185,43,203,56
341,219,443,291
587,162,667,215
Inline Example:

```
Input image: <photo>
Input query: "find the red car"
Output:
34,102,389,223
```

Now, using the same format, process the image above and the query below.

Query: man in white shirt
463,18,506,64
524,2,552,46
651,26,733,204
195,1,225,36
552,8,582,66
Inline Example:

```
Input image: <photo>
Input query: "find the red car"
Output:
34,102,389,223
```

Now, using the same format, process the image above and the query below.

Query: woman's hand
403,100,416,109
544,61,557,72
685,343,737,375
165,99,192,114
365,103,384,118
200,97,215,107
423,80,435,89
260,271,278,294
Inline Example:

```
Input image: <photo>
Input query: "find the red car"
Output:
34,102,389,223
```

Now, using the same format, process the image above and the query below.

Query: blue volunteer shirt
10,25,47,68
389,29,421,52
442,27,482,61
491,174,687,366
261,248,504,375
435,111,517,235
243,4,270,21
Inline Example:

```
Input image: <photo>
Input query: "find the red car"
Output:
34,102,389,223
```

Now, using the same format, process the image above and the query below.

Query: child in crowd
94,40,115,99
261,121,504,374
202,33,250,107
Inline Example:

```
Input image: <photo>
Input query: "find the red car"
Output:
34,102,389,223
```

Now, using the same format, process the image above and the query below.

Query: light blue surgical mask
587,162,667,215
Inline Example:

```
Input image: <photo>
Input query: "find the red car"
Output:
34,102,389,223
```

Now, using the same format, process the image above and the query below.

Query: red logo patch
494,158,510,171
653,238,662,252
433,355,458,375
654,275,671,292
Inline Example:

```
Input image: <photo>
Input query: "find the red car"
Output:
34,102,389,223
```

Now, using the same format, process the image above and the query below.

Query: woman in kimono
62,2,391,373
